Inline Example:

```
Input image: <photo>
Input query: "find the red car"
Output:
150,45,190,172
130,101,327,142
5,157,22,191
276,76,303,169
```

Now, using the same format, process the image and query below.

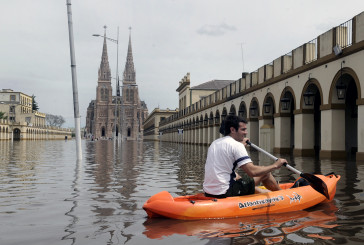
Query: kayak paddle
246,141,330,200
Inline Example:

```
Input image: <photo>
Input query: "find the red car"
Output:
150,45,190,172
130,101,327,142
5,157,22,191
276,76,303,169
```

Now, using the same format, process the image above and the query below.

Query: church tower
120,28,147,140
85,27,148,141
123,32,136,85
93,26,115,139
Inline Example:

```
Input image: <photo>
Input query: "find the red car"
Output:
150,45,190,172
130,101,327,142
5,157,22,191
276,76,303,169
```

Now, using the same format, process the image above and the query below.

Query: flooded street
1,140,364,244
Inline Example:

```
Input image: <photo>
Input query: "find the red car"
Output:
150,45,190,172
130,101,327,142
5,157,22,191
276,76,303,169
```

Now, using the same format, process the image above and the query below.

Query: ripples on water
0,140,364,244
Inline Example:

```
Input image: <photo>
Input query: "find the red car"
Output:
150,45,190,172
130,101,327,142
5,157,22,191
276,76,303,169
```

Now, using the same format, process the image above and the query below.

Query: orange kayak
143,201,338,239
143,174,340,220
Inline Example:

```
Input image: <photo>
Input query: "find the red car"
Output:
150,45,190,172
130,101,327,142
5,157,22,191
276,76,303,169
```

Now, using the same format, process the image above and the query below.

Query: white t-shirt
203,136,252,195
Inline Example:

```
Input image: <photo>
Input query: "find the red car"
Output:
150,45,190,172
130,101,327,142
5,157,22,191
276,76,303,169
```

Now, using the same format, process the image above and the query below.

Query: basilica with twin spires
85,27,148,140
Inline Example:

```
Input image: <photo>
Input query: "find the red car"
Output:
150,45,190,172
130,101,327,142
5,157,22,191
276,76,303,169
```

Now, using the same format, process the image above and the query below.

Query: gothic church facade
86,28,148,140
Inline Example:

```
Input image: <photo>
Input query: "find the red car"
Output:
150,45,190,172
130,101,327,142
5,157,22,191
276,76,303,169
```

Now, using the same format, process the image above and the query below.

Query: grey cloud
197,23,237,36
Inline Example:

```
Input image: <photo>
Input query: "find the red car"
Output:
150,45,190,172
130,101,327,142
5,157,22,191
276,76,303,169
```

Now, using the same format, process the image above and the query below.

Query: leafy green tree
0,111,7,120
32,95,39,111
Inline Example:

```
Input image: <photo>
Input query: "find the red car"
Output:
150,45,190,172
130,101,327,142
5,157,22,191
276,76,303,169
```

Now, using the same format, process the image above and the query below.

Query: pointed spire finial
104,25,107,36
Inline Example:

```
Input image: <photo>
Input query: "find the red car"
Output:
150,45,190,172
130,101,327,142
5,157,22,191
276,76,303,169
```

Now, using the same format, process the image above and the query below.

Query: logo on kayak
287,192,302,204
238,195,284,209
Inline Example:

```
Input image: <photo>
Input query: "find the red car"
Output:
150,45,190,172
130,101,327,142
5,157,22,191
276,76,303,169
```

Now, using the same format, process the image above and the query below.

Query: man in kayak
203,115,288,198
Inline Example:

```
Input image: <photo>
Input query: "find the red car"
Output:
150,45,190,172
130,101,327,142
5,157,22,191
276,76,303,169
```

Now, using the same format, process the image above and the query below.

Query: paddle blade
300,173,330,199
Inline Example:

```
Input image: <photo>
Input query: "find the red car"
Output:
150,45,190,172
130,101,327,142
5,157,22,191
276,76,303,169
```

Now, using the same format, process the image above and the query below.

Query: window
9,106,15,113
10,95,16,101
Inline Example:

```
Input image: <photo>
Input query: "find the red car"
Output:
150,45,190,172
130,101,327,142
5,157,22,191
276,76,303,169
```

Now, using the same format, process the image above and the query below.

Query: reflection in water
63,159,82,244
1,140,364,244
143,202,338,242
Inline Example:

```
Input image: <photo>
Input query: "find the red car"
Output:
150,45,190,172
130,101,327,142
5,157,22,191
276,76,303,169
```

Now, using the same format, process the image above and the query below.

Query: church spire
98,25,111,81
123,27,136,84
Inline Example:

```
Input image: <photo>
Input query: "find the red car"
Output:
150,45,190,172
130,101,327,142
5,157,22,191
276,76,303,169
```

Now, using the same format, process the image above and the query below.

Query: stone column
247,118,259,145
215,125,220,140
204,125,208,145
274,114,291,154
293,111,315,156
357,104,364,161
259,116,274,153
320,107,346,159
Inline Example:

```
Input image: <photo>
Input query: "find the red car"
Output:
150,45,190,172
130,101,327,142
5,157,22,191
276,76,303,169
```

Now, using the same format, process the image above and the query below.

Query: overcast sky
1,1,363,127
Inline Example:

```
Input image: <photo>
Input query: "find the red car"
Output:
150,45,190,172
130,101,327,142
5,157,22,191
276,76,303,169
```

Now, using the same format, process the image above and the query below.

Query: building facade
86,28,148,140
0,89,72,140
148,11,364,162
143,108,179,141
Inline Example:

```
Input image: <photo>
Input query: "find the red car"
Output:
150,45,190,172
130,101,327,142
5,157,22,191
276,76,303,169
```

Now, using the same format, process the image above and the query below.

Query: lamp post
93,26,119,141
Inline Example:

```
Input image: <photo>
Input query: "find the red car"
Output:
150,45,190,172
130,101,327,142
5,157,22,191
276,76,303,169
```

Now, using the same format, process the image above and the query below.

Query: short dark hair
219,115,247,136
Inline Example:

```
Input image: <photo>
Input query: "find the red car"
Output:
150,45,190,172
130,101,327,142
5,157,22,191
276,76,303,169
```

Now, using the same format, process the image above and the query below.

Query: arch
215,109,220,124
13,128,21,140
209,111,214,125
229,104,236,115
329,66,362,104
301,78,323,156
101,127,106,137
238,101,247,120
329,67,359,159
249,97,260,118
262,92,276,116
221,107,228,121
279,86,296,112
301,78,323,109
278,86,296,152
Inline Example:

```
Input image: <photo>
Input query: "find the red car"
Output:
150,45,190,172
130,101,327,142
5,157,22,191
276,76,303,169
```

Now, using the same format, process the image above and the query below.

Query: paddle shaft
246,141,330,199
247,141,302,176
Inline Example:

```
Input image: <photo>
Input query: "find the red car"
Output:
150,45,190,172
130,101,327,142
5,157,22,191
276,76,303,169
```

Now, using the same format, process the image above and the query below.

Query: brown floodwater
0,140,363,244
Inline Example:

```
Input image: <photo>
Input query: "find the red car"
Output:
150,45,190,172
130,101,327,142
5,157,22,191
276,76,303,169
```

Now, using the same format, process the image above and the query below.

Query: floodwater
0,139,364,245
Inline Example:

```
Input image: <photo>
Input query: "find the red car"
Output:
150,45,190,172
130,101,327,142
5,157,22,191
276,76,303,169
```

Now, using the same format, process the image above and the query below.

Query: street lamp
303,90,314,106
281,82,290,111
263,102,271,114
93,26,119,141
250,105,257,117
336,61,347,100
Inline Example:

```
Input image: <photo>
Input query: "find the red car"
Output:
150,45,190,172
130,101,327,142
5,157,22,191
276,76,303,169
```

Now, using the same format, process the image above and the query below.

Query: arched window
104,89,108,100
130,90,134,102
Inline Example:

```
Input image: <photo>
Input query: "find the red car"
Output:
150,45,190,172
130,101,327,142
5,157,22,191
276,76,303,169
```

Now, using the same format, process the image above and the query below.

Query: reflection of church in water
86,27,148,140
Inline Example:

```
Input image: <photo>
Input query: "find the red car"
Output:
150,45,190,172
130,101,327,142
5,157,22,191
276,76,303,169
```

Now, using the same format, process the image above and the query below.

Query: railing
305,38,318,64
336,19,353,49
156,15,357,131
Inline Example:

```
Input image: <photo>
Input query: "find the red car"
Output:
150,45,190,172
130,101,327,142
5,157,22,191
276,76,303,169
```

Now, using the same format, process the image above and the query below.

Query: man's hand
242,138,250,146
274,158,288,169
